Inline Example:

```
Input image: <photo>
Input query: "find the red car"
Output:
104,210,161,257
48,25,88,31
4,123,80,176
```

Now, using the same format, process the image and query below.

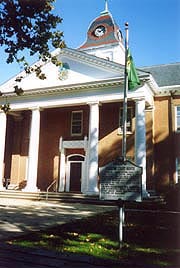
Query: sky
0,0,179,85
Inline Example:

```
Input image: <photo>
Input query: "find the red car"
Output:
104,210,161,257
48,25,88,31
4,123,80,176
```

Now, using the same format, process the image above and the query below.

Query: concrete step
0,190,111,205
0,190,40,200
0,190,165,208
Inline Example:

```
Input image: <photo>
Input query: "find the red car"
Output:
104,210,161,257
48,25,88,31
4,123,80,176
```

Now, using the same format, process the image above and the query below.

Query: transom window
176,106,180,132
119,107,133,132
71,111,83,136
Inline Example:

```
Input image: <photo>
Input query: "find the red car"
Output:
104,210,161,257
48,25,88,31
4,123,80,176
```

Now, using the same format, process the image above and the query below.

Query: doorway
70,162,81,191
66,154,85,192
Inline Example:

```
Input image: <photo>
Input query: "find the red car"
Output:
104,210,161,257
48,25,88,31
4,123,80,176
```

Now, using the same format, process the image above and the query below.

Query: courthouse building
0,5,180,197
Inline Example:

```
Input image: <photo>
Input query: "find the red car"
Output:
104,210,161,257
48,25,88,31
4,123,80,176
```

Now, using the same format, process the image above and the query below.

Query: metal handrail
46,179,57,200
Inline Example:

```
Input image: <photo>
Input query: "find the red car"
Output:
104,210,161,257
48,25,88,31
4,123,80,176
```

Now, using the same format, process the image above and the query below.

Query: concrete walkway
0,198,178,268
0,198,115,240
0,199,120,268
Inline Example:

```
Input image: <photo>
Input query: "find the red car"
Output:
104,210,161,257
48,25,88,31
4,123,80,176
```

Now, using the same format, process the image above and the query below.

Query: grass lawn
7,208,180,267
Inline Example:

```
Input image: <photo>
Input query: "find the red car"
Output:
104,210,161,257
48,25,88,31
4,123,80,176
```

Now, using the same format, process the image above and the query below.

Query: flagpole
122,22,129,162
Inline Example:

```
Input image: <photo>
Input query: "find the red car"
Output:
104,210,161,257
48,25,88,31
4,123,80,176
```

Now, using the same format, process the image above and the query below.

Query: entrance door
70,162,81,192
67,154,85,193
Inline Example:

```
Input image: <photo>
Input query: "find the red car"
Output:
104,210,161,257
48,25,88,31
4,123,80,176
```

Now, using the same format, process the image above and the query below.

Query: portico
0,85,153,196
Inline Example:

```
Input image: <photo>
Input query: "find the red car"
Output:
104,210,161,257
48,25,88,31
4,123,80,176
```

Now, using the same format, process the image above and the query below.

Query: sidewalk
0,198,115,240
0,198,117,268
0,198,178,268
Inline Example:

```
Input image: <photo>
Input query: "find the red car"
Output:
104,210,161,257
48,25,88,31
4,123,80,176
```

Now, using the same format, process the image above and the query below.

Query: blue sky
0,0,179,85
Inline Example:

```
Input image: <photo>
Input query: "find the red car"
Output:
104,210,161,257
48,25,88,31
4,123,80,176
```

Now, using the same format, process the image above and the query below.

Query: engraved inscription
100,159,142,202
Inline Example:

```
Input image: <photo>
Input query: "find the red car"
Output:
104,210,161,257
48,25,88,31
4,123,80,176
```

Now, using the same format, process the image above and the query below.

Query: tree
0,0,65,79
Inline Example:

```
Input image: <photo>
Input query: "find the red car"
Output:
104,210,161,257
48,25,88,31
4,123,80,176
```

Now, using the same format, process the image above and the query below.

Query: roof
78,10,122,50
141,63,180,87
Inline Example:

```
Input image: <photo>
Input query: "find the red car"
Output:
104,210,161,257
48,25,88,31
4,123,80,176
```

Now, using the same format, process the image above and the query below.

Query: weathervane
101,0,109,15
105,0,109,12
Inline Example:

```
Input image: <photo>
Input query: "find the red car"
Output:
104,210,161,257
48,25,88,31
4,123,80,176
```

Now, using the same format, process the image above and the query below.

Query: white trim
59,137,88,193
59,148,66,192
86,102,99,194
24,108,40,192
0,112,7,189
135,99,148,197
71,110,83,136
66,154,85,192
175,158,180,184
119,106,133,132
175,106,180,132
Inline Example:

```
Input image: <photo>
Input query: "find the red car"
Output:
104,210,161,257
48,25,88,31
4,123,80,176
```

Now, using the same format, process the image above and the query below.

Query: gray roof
140,63,180,87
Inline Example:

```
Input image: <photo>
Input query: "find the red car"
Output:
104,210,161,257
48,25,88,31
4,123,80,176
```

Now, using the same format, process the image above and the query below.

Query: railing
46,179,57,200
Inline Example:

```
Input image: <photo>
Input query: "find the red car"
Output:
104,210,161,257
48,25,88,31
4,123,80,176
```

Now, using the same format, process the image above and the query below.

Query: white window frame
175,106,180,132
175,158,180,184
66,154,85,192
119,107,133,133
71,111,83,136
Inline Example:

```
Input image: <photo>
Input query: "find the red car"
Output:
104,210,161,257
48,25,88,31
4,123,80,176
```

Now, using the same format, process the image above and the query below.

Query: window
71,111,83,136
176,106,180,132
119,107,133,132
176,158,180,183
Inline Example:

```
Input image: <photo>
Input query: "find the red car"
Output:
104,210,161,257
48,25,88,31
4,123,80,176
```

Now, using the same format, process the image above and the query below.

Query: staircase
0,190,165,208
0,190,112,205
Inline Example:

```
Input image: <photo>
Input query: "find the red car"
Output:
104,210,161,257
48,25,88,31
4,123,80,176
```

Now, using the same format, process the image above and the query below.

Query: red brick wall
153,95,180,191
37,106,89,190
99,102,135,166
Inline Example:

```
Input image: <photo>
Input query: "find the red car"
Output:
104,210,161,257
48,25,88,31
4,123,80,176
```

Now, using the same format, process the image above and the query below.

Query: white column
58,137,66,192
59,137,66,192
135,99,148,197
24,108,40,192
81,136,88,194
86,102,99,195
0,112,7,189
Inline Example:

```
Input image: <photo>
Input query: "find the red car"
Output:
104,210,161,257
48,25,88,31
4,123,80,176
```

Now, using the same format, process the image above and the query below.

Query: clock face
94,25,106,37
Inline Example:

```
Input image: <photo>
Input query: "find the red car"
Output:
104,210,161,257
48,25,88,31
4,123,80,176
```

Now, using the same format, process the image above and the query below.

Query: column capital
133,97,145,103
145,105,154,111
28,106,43,112
87,101,100,106
0,110,6,115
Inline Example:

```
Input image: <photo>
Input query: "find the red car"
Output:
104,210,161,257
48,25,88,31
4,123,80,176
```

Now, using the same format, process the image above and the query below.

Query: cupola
78,0,125,65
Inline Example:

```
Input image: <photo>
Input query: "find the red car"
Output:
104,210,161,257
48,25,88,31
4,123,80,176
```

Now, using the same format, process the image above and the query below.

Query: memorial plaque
99,158,142,202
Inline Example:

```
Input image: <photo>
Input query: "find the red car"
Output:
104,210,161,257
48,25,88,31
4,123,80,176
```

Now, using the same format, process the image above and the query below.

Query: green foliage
10,210,180,267
0,0,65,78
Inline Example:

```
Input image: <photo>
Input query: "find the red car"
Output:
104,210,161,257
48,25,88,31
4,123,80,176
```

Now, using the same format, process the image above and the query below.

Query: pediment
1,48,126,93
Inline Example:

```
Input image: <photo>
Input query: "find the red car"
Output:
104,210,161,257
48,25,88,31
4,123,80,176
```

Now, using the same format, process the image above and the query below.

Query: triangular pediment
1,48,127,93
0,47,151,97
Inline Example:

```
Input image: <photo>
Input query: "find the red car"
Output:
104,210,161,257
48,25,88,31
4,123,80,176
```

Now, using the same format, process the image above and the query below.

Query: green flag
127,49,140,90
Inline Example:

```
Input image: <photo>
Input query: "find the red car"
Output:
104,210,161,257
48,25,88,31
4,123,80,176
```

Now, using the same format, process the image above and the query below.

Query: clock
93,25,106,37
